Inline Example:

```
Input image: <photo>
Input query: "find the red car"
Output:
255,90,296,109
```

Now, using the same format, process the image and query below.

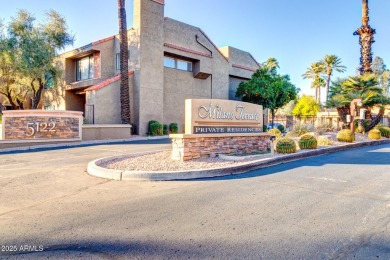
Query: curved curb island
87,139,390,181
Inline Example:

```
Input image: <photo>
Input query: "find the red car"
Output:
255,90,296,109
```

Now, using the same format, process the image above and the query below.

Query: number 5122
26,122,56,137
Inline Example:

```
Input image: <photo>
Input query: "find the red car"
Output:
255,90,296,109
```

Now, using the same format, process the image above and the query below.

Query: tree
292,95,320,117
118,0,131,124
321,55,346,103
326,74,390,131
354,0,375,75
7,9,73,109
371,56,390,96
236,58,299,128
302,62,324,103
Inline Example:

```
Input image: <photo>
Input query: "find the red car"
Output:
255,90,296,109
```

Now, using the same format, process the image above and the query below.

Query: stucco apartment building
44,0,261,134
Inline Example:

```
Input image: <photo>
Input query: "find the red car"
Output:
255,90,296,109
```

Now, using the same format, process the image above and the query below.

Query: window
116,53,120,70
164,56,192,72
76,55,94,81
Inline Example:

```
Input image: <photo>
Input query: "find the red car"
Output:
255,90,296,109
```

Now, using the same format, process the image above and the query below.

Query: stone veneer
2,110,83,140
170,133,271,161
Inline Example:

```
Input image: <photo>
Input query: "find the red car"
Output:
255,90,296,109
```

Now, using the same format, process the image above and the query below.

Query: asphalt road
0,141,389,259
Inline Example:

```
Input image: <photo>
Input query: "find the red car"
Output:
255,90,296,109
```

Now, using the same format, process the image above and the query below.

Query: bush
276,137,297,154
149,121,163,136
368,129,381,140
376,125,390,138
298,134,317,149
337,129,355,143
315,122,334,135
317,135,333,146
263,124,267,132
163,124,168,135
169,123,178,134
268,128,281,138
289,122,315,137
277,124,285,133
0,114,2,123
353,119,370,133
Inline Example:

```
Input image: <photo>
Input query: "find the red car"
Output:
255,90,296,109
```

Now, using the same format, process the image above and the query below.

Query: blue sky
1,0,389,97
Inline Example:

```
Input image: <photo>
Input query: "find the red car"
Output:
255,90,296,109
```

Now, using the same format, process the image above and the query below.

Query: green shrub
336,129,355,143
317,135,333,146
149,121,163,136
353,119,370,133
268,128,281,138
163,124,168,135
368,129,381,140
277,124,285,133
298,134,317,149
263,125,267,132
0,114,2,123
169,123,178,134
376,126,390,138
276,137,297,154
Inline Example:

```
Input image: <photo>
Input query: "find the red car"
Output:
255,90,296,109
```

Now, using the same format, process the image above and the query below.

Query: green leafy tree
371,56,389,96
321,55,346,103
292,95,321,117
302,62,325,103
236,58,299,127
118,0,131,124
326,74,390,131
7,9,73,109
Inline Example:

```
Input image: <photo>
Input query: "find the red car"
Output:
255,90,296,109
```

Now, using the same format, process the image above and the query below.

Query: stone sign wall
185,99,263,134
2,110,83,140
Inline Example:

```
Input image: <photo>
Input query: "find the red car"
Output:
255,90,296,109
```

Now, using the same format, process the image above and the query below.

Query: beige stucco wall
163,68,212,132
133,0,165,135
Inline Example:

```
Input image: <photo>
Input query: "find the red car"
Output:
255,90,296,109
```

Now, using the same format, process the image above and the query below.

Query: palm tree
326,74,390,131
354,0,375,75
321,55,346,103
302,62,324,103
118,0,131,124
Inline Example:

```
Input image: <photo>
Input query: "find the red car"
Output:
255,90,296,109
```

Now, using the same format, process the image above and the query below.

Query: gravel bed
99,132,378,172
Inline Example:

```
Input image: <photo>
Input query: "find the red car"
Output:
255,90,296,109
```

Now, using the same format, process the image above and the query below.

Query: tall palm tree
321,55,346,103
354,0,375,75
302,62,324,103
118,0,131,124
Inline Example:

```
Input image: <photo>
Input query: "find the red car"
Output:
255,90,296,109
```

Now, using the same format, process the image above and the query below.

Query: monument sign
1,110,83,141
170,99,269,161
185,99,263,134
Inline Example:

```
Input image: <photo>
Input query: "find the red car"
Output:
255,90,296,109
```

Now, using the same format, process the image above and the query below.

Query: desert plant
276,137,297,154
368,129,381,140
268,128,282,138
315,122,334,134
336,129,355,143
317,135,333,146
163,124,168,135
149,121,163,136
288,122,315,137
375,125,390,138
298,134,318,149
169,123,178,134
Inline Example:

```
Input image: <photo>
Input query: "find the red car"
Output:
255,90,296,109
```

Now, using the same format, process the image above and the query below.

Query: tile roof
232,64,258,72
164,43,212,58
152,0,165,4
86,71,134,91
92,36,115,46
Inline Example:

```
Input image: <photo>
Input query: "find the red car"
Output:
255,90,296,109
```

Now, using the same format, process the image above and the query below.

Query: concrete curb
87,138,390,181
0,136,170,154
